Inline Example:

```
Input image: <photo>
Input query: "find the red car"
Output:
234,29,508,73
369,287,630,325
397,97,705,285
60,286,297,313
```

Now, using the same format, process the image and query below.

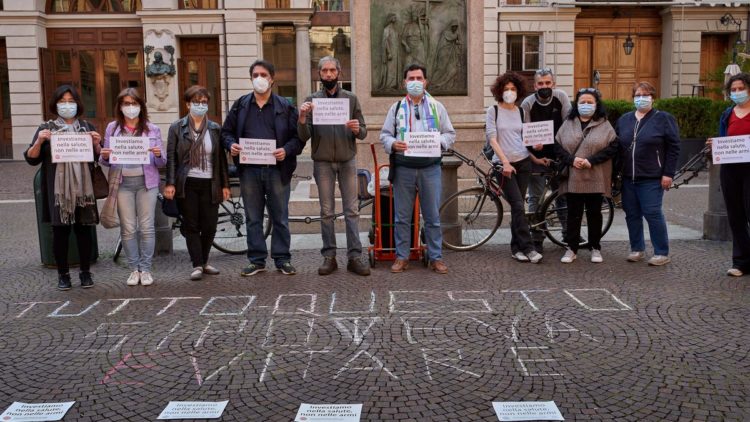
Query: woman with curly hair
485,72,544,263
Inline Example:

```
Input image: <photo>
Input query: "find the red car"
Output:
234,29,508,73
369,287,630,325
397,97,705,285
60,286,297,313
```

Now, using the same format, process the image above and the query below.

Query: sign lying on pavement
157,400,229,420
0,401,75,421
492,401,564,421
295,403,362,421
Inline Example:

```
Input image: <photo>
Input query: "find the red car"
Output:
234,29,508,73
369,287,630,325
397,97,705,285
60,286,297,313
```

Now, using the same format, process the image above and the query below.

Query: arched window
47,0,142,13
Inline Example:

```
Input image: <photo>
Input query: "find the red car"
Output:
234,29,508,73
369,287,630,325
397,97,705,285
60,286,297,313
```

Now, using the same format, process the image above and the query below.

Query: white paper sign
312,98,350,125
492,401,564,421
295,403,362,422
157,400,229,420
523,120,555,146
109,136,150,165
0,401,75,421
711,135,750,164
50,134,93,163
239,138,277,165
404,132,441,157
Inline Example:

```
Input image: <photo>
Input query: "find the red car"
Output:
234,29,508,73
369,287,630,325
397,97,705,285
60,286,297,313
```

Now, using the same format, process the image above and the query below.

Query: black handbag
91,163,109,199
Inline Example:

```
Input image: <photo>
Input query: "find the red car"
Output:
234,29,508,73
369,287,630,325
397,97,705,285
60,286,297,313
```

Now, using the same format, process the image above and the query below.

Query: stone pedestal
154,181,173,255
703,163,731,241
441,154,463,246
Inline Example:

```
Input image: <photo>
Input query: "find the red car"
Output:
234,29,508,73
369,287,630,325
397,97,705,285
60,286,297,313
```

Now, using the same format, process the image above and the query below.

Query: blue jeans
239,166,291,267
314,158,362,259
393,164,442,261
621,178,669,256
117,176,158,272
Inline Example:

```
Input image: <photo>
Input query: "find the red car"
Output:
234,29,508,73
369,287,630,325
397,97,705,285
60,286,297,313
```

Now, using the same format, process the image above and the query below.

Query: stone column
440,155,463,246
703,163,731,241
294,22,311,106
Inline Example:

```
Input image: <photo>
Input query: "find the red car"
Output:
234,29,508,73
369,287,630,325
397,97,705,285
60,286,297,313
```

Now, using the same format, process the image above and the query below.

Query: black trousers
178,177,219,268
565,192,603,253
720,163,750,271
497,157,534,255
52,223,93,275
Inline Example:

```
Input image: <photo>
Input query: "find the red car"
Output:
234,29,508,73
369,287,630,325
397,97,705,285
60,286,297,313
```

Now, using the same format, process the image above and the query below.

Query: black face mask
322,78,339,91
537,87,553,99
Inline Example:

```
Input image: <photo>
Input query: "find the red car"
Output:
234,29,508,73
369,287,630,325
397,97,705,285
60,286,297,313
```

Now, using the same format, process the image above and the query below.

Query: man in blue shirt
221,60,303,276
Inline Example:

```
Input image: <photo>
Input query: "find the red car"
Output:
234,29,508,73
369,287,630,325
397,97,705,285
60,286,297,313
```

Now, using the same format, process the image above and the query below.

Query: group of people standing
25,58,750,290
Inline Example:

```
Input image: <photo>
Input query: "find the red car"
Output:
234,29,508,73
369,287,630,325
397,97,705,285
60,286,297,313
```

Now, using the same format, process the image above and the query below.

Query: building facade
0,0,747,161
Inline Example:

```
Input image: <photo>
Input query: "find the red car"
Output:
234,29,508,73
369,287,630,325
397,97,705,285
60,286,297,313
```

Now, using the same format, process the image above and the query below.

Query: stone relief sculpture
144,44,176,111
371,0,467,96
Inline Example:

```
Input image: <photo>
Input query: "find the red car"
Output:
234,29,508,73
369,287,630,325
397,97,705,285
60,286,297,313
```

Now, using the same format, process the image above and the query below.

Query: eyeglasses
191,101,209,106
121,101,139,107
535,67,553,76
578,87,600,95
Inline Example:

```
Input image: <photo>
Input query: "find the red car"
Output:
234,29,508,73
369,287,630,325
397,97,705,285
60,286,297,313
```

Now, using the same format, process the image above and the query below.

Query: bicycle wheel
440,187,502,251
212,196,248,255
113,237,122,262
540,191,615,249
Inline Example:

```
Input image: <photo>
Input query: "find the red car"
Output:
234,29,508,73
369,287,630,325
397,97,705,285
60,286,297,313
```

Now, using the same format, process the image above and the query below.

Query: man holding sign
222,60,303,277
380,63,456,274
298,56,370,276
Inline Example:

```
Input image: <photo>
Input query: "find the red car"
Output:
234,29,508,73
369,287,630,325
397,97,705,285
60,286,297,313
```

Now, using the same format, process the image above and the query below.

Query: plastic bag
367,167,390,196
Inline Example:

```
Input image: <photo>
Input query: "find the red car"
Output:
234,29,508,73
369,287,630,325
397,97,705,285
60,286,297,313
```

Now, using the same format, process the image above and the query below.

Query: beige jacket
555,117,618,197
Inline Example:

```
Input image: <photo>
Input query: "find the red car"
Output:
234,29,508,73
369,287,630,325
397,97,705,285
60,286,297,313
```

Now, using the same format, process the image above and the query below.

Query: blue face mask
730,90,749,105
56,103,77,120
577,103,596,117
190,103,209,118
634,96,652,111
406,80,424,97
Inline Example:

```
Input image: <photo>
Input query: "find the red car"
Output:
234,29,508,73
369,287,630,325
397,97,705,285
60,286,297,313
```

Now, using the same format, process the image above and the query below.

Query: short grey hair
534,67,555,82
318,56,341,72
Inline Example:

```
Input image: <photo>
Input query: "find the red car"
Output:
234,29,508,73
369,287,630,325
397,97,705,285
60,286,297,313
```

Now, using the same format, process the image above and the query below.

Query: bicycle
439,149,615,251
112,178,249,261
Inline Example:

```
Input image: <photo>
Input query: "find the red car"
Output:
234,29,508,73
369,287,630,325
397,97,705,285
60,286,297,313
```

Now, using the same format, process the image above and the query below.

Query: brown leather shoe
430,260,448,274
390,259,409,273
318,256,338,275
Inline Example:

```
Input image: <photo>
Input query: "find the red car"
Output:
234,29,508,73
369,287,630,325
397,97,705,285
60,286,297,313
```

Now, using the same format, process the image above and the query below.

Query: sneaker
727,268,743,277
202,264,220,275
591,249,603,263
140,272,154,286
429,260,449,274
527,251,543,264
240,263,267,276
512,252,530,262
278,262,297,275
57,273,72,291
126,271,140,286
560,248,577,264
647,255,671,266
347,258,371,276
318,256,338,276
627,251,645,262
79,272,94,289
190,267,203,280
390,259,409,273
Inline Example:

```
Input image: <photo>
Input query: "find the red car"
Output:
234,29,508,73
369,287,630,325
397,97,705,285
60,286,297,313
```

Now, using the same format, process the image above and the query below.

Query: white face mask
122,105,140,120
56,103,78,120
252,77,270,94
502,90,517,104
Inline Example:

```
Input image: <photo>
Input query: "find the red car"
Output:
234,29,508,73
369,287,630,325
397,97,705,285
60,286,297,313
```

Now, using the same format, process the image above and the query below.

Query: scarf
53,117,95,224
188,116,209,171
395,92,440,140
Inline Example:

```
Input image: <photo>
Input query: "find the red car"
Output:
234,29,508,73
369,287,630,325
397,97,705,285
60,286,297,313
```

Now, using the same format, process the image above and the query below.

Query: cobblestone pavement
1,162,748,421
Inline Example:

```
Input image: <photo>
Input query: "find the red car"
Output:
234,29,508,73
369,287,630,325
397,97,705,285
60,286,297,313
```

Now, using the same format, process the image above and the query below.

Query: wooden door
178,37,222,124
574,36,593,92
700,34,730,100
0,39,11,159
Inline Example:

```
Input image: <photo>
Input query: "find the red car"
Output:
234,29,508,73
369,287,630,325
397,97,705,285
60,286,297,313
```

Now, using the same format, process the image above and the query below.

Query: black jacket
166,116,229,204
615,109,681,179
220,92,303,185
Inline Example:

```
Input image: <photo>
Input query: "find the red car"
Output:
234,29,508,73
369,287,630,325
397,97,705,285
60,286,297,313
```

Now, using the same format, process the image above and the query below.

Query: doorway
178,37,222,123
0,39,11,159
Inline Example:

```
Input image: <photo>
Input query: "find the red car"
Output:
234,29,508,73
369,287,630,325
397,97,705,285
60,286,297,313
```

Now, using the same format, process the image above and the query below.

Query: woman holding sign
24,84,102,291
100,88,166,286
164,86,230,281
712,73,750,277
555,88,618,264
614,82,680,267
485,72,545,264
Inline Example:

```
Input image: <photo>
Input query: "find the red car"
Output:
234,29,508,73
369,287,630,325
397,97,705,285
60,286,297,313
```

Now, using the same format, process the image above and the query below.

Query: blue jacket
221,92,303,185
615,109,681,179
719,105,735,137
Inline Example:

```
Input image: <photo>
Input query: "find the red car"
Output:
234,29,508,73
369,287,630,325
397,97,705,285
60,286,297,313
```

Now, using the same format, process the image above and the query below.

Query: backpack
483,105,525,160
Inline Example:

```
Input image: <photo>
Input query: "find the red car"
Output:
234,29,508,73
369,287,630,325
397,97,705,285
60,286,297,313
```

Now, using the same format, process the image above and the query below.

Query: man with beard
520,68,571,253
298,56,370,276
